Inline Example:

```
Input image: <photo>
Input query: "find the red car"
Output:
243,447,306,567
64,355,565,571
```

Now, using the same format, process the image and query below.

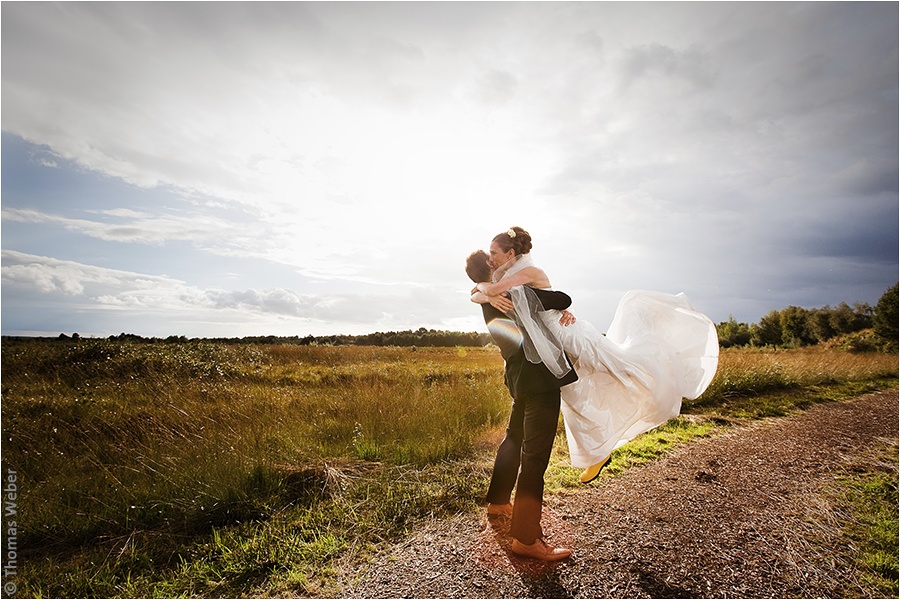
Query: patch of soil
340,390,898,598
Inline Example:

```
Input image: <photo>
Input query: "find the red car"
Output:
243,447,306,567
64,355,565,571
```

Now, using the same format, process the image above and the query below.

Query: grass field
1,340,897,597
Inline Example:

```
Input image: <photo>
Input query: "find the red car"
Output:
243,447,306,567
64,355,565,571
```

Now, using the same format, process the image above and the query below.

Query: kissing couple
466,226,719,561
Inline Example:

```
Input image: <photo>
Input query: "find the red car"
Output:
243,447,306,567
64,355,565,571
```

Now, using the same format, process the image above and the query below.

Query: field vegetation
1,339,897,597
827,439,899,597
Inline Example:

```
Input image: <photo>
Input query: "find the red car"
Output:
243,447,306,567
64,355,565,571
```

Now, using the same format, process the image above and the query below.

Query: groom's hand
488,294,514,313
559,310,576,327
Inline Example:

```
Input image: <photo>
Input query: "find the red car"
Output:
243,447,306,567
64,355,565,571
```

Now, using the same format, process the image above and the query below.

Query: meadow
1,339,897,597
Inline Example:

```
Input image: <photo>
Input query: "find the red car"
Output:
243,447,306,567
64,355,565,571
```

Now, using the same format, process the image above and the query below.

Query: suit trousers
485,389,561,544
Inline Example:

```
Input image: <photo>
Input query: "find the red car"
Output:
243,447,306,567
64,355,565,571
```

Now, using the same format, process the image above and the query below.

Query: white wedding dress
547,290,718,467
499,256,719,468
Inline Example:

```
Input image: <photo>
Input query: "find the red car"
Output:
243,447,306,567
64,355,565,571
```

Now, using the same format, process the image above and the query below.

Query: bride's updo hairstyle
492,226,533,256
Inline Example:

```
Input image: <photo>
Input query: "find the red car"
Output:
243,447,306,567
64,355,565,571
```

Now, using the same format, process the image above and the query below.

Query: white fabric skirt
543,290,719,468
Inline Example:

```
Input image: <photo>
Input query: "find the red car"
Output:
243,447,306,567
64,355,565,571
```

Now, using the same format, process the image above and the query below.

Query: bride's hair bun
493,226,532,255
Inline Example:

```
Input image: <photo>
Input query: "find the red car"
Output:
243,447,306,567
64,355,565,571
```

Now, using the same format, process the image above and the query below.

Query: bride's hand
559,310,576,327
488,294,514,313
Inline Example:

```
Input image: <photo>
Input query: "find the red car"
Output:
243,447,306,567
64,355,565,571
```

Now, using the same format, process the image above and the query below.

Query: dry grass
785,438,900,597
686,346,897,418
1,339,896,597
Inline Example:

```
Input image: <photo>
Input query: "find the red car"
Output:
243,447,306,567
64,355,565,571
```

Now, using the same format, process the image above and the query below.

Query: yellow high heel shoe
579,455,610,484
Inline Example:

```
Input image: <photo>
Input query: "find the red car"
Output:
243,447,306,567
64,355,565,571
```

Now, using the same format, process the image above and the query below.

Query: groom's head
465,250,492,283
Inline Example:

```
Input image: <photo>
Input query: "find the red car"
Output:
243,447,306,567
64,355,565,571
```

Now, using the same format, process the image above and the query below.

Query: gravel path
341,390,898,598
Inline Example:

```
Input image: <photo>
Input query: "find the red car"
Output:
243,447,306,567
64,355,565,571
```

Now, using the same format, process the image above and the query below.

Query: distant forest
6,284,897,352
718,282,897,352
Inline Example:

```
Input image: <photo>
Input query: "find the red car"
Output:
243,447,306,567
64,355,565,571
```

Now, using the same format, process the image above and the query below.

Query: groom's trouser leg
486,397,525,505
510,391,561,545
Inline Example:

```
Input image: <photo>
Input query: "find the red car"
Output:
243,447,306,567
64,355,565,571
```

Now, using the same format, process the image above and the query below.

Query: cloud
1,2,896,336
1,207,246,246
193,288,391,323
472,69,518,105
1,250,175,301
1,250,465,335
2,249,182,294
618,43,716,90
1,251,275,319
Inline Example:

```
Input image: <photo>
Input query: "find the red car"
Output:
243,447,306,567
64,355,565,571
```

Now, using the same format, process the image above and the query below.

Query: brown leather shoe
511,538,572,561
486,502,513,517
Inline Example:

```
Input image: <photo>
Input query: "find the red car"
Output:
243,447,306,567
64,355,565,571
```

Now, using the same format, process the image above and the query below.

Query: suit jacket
482,288,578,399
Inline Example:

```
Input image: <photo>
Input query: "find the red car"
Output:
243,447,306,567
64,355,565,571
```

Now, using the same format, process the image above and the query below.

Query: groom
465,249,578,561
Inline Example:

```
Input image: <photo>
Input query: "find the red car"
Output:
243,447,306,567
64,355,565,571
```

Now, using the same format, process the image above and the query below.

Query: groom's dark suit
482,288,578,544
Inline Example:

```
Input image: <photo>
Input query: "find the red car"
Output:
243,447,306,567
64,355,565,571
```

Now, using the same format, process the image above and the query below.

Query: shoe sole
510,547,572,561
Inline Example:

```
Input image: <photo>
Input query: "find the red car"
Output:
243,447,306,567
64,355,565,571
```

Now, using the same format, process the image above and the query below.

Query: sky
2,1,898,339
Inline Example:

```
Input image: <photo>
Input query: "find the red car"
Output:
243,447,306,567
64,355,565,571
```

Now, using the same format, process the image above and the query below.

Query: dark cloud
618,43,717,90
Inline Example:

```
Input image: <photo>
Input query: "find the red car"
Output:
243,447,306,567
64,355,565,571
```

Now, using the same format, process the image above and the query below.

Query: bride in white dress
471,227,719,482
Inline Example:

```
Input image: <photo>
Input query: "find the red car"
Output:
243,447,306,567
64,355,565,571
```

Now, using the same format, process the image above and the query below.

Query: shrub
874,283,898,352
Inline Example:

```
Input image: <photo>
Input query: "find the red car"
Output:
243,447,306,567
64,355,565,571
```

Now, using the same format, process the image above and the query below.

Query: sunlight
487,317,524,348
248,100,561,282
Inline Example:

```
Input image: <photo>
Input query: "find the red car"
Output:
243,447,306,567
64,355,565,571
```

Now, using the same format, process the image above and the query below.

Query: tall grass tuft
685,346,898,418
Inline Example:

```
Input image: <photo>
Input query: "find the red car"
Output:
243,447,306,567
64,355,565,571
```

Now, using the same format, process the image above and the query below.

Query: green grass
3,341,504,597
1,339,896,597
546,416,719,491
18,461,489,598
805,439,899,598
838,440,899,597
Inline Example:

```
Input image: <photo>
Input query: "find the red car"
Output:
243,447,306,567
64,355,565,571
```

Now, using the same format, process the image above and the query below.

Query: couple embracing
466,226,719,562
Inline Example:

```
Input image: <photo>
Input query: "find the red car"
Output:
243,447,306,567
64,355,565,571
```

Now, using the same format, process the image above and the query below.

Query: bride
471,226,719,483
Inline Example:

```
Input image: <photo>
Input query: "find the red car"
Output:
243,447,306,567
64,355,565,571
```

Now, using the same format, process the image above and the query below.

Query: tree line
23,328,494,348
717,283,897,351
205,328,494,348
9,283,897,352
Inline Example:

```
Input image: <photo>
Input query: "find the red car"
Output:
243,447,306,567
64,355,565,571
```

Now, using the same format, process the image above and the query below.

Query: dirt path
341,390,898,598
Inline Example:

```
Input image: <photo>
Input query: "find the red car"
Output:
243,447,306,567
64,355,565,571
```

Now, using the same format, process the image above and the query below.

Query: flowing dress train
541,290,719,468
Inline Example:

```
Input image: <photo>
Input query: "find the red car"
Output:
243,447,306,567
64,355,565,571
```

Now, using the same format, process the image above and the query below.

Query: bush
874,283,898,352
824,329,883,353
